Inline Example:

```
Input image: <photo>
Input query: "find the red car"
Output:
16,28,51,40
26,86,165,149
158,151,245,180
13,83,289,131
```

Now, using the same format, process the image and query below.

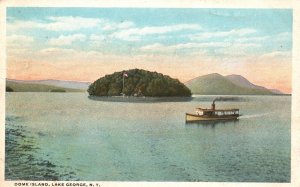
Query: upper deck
196,107,239,116
196,108,239,112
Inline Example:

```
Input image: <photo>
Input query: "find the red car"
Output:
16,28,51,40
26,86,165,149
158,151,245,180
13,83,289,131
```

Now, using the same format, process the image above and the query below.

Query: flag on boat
123,72,128,77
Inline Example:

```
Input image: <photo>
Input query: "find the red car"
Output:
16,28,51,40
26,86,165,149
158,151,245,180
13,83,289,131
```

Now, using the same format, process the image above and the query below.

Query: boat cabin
196,108,239,116
186,100,240,122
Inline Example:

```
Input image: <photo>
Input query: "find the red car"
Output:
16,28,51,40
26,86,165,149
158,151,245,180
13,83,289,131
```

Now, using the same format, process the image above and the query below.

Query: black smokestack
212,97,239,109
212,98,217,110
212,97,227,109
212,102,215,110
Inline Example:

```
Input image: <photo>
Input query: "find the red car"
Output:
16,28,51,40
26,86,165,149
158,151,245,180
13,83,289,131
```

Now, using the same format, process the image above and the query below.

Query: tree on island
6,86,14,92
50,89,66,92
88,69,191,97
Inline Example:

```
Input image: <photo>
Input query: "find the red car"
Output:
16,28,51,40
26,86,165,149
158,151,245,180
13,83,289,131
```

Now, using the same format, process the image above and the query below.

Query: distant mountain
6,80,85,92
7,79,90,90
225,74,285,94
185,73,276,95
225,74,267,90
269,89,284,94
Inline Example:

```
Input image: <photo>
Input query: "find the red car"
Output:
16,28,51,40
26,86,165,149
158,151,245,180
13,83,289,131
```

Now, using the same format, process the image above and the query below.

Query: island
88,69,191,97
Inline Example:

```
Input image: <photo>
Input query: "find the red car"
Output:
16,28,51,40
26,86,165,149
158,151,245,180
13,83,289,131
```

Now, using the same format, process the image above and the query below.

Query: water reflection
185,119,239,128
5,115,78,181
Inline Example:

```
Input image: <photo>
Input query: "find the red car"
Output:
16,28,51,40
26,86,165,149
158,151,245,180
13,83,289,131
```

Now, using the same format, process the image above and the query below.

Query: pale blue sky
7,8,292,56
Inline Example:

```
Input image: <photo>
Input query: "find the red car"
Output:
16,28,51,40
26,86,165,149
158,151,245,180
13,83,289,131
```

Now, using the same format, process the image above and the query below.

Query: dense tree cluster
6,86,14,92
88,69,191,97
50,89,66,92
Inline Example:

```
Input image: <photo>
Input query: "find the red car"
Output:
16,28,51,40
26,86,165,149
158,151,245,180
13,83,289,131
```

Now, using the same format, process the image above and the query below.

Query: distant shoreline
192,94,292,96
87,94,291,103
5,92,291,96
88,95,193,103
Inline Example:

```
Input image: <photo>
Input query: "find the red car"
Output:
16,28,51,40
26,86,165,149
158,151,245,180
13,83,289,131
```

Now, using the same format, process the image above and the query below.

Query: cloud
140,43,167,51
48,34,86,46
111,24,202,41
276,32,291,38
189,28,256,40
7,34,34,45
139,41,261,56
260,51,291,59
37,47,104,61
215,43,262,56
7,20,44,32
7,16,201,43
102,21,135,31
45,17,135,31
7,16,136,33
140,42,228,52
45,16,103,31
116,21,135,29
90,34,106,42
6,35,34,55
39,47,77,55
34,47,108,63
234,36,269,43
89,34,108,47
274,32,292,42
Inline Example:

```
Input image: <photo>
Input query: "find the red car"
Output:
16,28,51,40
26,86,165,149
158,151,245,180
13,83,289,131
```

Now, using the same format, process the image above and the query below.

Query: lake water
5,93,291,182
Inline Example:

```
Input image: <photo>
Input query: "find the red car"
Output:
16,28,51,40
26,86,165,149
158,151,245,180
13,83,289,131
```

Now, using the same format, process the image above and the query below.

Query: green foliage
88,69,191,97
6,86,14,92
50,89,66,92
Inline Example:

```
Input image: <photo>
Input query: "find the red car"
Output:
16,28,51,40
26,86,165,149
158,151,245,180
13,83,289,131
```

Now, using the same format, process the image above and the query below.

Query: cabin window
204,111,213,115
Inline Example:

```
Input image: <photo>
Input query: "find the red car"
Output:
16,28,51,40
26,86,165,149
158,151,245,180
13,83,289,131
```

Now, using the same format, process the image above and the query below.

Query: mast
212,100,216,110
122,72,127,96
123,74,124,92
122,74,125,96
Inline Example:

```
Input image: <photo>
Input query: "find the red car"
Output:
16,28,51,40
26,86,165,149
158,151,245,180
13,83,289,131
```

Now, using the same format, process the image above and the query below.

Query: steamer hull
185,113,239,122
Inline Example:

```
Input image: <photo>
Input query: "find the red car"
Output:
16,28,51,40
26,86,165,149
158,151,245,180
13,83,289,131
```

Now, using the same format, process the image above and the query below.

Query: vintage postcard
0,0,300,187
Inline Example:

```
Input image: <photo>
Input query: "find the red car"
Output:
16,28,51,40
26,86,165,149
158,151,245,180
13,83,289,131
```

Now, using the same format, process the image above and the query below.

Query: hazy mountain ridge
269,89,284,94
6,80,84,92
225,74,284,94
7,79,91,90
185,73,282,95
225,74,267,90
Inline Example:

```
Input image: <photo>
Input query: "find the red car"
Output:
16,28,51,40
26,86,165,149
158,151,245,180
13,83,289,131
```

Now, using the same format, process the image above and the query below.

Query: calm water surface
5,93,290,182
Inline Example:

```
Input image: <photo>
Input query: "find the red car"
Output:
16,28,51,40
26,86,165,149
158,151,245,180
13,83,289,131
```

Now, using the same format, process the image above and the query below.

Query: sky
6,8,292,93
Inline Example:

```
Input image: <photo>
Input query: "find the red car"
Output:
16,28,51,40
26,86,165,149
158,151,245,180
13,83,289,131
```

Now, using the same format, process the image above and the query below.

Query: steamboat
186,99,240,122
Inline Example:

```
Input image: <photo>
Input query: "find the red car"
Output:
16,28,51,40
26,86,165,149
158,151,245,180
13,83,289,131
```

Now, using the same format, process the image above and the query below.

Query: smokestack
212,101,215,110
211,97,238,110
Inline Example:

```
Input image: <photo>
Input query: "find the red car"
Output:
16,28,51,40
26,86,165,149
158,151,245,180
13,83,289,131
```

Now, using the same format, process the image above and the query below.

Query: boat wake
239,113,270,119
